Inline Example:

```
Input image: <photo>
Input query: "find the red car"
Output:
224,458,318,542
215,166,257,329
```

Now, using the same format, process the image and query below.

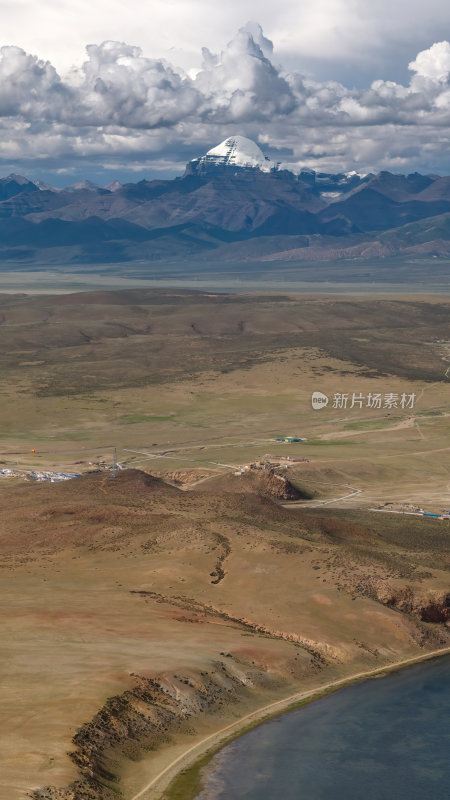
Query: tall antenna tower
109,447,118,479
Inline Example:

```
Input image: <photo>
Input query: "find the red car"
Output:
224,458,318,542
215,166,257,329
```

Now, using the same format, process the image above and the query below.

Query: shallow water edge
156,648,450,800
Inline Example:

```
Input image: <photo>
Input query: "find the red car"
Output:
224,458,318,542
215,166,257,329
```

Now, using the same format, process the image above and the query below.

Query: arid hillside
1,469,448,800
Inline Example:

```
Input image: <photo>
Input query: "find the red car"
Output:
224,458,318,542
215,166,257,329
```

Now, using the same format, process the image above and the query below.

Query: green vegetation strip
343,419,400,431
161,649,450,800
163,690,340,800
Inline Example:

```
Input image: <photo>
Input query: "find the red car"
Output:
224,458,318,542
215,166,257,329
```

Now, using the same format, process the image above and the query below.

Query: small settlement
372,501,450,521
0,468,81,482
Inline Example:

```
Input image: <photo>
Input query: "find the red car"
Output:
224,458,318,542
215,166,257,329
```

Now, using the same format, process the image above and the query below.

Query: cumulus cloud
195,24,296,120
409,41,450,82
0,46,70,119
78,41,201,128
4,25,450,179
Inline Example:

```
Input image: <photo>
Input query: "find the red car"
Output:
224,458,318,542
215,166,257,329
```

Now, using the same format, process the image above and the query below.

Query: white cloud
3,22,450,178
78,41,200,128
195,25,295,121
3,0,450,81
0,46,68,119
409,41,450,82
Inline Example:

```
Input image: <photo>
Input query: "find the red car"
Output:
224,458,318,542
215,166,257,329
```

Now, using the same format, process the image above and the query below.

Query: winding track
129,646,450,800
281,477,363,507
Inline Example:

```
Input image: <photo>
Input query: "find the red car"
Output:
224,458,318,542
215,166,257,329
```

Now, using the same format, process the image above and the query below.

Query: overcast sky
3,0,450,184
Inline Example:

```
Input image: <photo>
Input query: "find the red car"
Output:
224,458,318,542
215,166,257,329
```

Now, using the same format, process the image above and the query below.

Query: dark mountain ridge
2,137,450,264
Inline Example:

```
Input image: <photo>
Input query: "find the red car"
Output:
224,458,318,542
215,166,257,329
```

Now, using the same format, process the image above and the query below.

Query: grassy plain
0,289,449,509
0,288,449,800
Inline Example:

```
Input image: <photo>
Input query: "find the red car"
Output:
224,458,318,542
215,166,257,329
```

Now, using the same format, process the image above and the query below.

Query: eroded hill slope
1,469,448,800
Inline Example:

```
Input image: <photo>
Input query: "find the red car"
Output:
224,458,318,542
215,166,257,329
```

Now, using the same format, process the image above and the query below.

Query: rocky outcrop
384,587,450,625
255,469,305,501
196,468,308,502
30,662,284,800
420,594,450,624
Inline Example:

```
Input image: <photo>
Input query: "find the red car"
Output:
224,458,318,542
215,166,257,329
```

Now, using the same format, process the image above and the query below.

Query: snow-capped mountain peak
105,180,123,192
4,173,34,185
187,135,275,175
33,179,59,192
65,179,102,192
205,136,274,170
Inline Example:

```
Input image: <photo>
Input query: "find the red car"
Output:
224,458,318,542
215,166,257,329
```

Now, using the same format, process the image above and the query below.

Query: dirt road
130,646,450,800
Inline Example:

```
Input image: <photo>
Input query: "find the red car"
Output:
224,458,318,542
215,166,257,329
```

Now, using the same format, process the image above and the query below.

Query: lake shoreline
131,646,450,800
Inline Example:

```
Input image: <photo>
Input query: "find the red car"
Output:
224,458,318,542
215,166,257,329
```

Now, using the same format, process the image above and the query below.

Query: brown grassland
0,289,449,800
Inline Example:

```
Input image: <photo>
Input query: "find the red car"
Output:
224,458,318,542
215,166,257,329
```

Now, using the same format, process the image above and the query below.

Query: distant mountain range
3,135,450,265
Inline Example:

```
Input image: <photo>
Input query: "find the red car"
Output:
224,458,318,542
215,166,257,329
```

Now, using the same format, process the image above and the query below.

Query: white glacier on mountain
205,136,274,170
187,135,275,174
186,137,366,194
66,179,102,192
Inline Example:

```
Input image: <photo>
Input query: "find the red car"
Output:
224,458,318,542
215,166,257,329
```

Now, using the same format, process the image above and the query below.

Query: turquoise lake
195,656,450,799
